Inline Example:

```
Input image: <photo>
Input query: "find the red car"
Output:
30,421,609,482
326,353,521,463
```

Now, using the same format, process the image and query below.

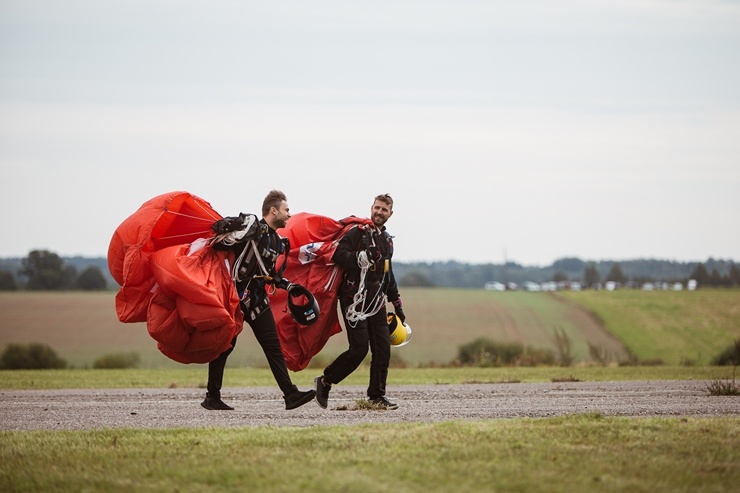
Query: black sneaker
284,389,317,410
314,375,331,409
369,396,398,410
201,393,234,410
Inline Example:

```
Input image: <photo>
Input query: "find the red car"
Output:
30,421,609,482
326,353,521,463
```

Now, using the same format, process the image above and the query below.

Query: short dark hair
374,193,393,209
262,190,287,216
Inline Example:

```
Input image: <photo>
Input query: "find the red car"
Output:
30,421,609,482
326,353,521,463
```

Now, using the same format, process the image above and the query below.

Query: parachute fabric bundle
107,191,243,364
147,241,243,364
271,213,373,371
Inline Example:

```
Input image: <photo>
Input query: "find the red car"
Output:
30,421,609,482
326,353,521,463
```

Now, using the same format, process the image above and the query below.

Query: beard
275,217,289,229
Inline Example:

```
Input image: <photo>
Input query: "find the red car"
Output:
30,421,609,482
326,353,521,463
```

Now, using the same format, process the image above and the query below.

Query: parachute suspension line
231,241,251,282
230,240,270,284
165,209,218,223
154,209,219,242
251,239,271,277
186,198,222,221
344,254,386,328
324,267,339,291
158,229,214,242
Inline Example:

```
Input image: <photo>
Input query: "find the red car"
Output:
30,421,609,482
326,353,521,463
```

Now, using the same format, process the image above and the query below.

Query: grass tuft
552,375,582,382
706,367,740,396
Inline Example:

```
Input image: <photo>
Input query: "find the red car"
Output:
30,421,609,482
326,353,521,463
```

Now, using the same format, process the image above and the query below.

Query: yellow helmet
387,312,412,347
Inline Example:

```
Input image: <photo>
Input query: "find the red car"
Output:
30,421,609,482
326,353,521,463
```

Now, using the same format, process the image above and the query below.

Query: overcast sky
1,0,738,266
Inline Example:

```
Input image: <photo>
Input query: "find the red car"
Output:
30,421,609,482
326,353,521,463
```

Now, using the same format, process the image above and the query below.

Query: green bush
711,338,740,366
76,266,109,290
93,352,141,369
457,337,555,367
552,326,574,367
0,343,67,369
0,269,18,290
518,347,556,366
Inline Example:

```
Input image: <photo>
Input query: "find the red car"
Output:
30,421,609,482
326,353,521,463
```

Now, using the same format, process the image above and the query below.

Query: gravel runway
1,380,738,431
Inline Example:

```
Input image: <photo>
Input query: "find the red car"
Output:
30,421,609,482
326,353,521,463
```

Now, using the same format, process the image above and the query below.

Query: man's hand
273,277,290,290
366,246,382,264
392,298,406,324
211,215,246,234
356,246,381,268
395,306,406,324
211,214,261,244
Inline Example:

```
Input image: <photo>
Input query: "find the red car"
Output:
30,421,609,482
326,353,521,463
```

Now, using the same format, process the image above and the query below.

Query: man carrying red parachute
310,193,409,410
202,190,316,410
108,190,316,411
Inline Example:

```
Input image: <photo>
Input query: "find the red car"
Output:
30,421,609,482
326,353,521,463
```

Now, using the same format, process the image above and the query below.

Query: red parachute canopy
108,192,243,364
108,191,222,322
271,213,373,371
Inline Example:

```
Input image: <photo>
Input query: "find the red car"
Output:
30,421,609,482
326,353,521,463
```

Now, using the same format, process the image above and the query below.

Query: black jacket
332,223,400,303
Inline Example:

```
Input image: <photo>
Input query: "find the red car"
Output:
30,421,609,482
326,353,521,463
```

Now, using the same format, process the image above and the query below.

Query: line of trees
1,250,738,291
578,261,740,289
0,250,108,291
686,262,740,288
393,257,740,289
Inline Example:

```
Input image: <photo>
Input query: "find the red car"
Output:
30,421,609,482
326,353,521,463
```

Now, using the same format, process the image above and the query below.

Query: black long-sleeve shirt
331,223,400,303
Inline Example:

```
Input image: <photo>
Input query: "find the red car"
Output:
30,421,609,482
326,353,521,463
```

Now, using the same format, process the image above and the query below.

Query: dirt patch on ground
2,381,737,431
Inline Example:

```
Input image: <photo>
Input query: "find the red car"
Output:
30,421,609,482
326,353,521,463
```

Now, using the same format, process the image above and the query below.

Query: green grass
557,289,740,365
1,366,737,390
2,416,738,493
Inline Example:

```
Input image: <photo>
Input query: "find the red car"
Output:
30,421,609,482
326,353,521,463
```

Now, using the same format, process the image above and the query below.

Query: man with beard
202,190,316,411
314,193,407,410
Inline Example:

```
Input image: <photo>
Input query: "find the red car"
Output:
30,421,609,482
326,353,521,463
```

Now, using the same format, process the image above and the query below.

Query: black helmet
287,284,320,325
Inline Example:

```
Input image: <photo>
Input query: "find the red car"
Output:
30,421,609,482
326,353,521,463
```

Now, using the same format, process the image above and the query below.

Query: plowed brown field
0,289,629,368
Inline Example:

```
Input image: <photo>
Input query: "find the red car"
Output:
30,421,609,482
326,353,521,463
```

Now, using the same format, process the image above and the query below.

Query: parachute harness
344,231,387,328
208,215,264,289
219,221,289,304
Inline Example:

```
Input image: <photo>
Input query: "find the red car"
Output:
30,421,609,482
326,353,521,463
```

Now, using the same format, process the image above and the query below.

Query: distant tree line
577,260,740,289
0,250,108,291
0,251,738,291
393,257,740,289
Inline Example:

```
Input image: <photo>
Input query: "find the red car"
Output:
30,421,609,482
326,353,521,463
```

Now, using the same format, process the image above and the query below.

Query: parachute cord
231,241,251,282
159,229,214,242
344,256,386,328
186,200,222,221
228,240,270,282
154,209,220,243
250,240,271,277
166,209,220,222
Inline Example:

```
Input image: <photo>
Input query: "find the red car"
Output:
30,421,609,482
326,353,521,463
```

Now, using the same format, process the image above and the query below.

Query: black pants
324,298,391,400
207,309,297,398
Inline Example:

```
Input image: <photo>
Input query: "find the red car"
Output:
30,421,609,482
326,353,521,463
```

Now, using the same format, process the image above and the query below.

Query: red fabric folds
148,242,243,364
107,191,243,364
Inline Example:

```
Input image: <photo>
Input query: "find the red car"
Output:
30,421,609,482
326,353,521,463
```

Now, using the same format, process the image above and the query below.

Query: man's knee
347,345,369,363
